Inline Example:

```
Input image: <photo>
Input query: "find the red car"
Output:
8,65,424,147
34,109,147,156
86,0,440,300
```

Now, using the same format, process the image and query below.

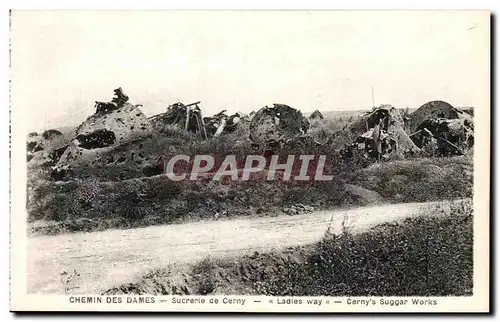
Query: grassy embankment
104,200,473,296
28,152,472,236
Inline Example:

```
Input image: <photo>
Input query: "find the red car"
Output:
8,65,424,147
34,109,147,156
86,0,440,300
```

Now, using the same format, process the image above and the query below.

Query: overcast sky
11,10,489,132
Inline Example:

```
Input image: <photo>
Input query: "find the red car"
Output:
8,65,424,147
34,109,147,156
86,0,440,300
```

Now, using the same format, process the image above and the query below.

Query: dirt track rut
28,200,457,294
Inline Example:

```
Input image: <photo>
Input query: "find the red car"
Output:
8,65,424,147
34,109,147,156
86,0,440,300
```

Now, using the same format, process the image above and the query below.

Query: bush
28,155,472,235
348,156,473,203
307,118,348,144
257,203,474,296
48,194,78,221
106,202,473,296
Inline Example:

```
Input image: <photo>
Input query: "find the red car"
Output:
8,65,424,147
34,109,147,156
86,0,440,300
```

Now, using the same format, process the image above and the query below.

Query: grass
103,200,473,296
27,153,473,236
307,117,351,144
28,175,349,235
346,156,473,203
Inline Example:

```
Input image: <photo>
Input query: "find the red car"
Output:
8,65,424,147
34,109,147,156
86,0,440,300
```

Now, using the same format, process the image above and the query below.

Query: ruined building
149,101,208,139
52,88,153,178
203,110,247,138
407,100,473,133
249,104,310,145
342,104,420,161
408,100,474,156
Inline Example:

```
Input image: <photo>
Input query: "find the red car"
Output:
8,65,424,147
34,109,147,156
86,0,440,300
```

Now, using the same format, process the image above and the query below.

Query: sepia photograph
9,9,490,312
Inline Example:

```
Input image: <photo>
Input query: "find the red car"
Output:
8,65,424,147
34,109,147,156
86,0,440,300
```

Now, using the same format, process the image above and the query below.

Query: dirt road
28,200,458,294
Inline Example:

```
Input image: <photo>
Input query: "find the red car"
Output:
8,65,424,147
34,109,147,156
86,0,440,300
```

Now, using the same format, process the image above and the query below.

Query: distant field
314,106,473,120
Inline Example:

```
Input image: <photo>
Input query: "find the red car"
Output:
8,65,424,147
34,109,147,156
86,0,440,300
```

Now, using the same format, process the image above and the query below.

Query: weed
105,205,473,296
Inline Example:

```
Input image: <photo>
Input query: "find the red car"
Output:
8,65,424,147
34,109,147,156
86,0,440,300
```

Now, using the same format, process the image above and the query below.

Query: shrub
48,194,78,221
261,205,473,296
106,203,473,296
348,156,473,203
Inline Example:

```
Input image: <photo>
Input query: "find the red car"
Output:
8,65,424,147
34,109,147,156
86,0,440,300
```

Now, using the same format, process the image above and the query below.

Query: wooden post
196,104,208,140
214,118,227,138
185,106,191,131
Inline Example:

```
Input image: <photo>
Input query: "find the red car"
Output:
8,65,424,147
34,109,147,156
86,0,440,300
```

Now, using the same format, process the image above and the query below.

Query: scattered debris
27,139,44,154
409,118,474,156
149,101,208,139
94,87,130,114
283,135,323,150
204,110,247,138
27,129,67,163
283,204,315,216
213,210,227,220
344,184,383,205
342,104,420,161
111,87,129,106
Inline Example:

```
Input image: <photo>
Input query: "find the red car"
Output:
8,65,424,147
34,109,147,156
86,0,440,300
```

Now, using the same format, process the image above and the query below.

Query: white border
3,1,499,321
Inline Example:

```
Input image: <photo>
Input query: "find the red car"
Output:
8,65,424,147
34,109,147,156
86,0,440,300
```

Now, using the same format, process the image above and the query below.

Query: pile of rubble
30,86,474,181
150,101,311,146
341,104,420,161
52,88,153,178
204,110,248,138
149,101,208,138
407,100,474,156
249,104,310,146
339,100,474,161
75,87,153,146
283,204,315,216
149,102,250,139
